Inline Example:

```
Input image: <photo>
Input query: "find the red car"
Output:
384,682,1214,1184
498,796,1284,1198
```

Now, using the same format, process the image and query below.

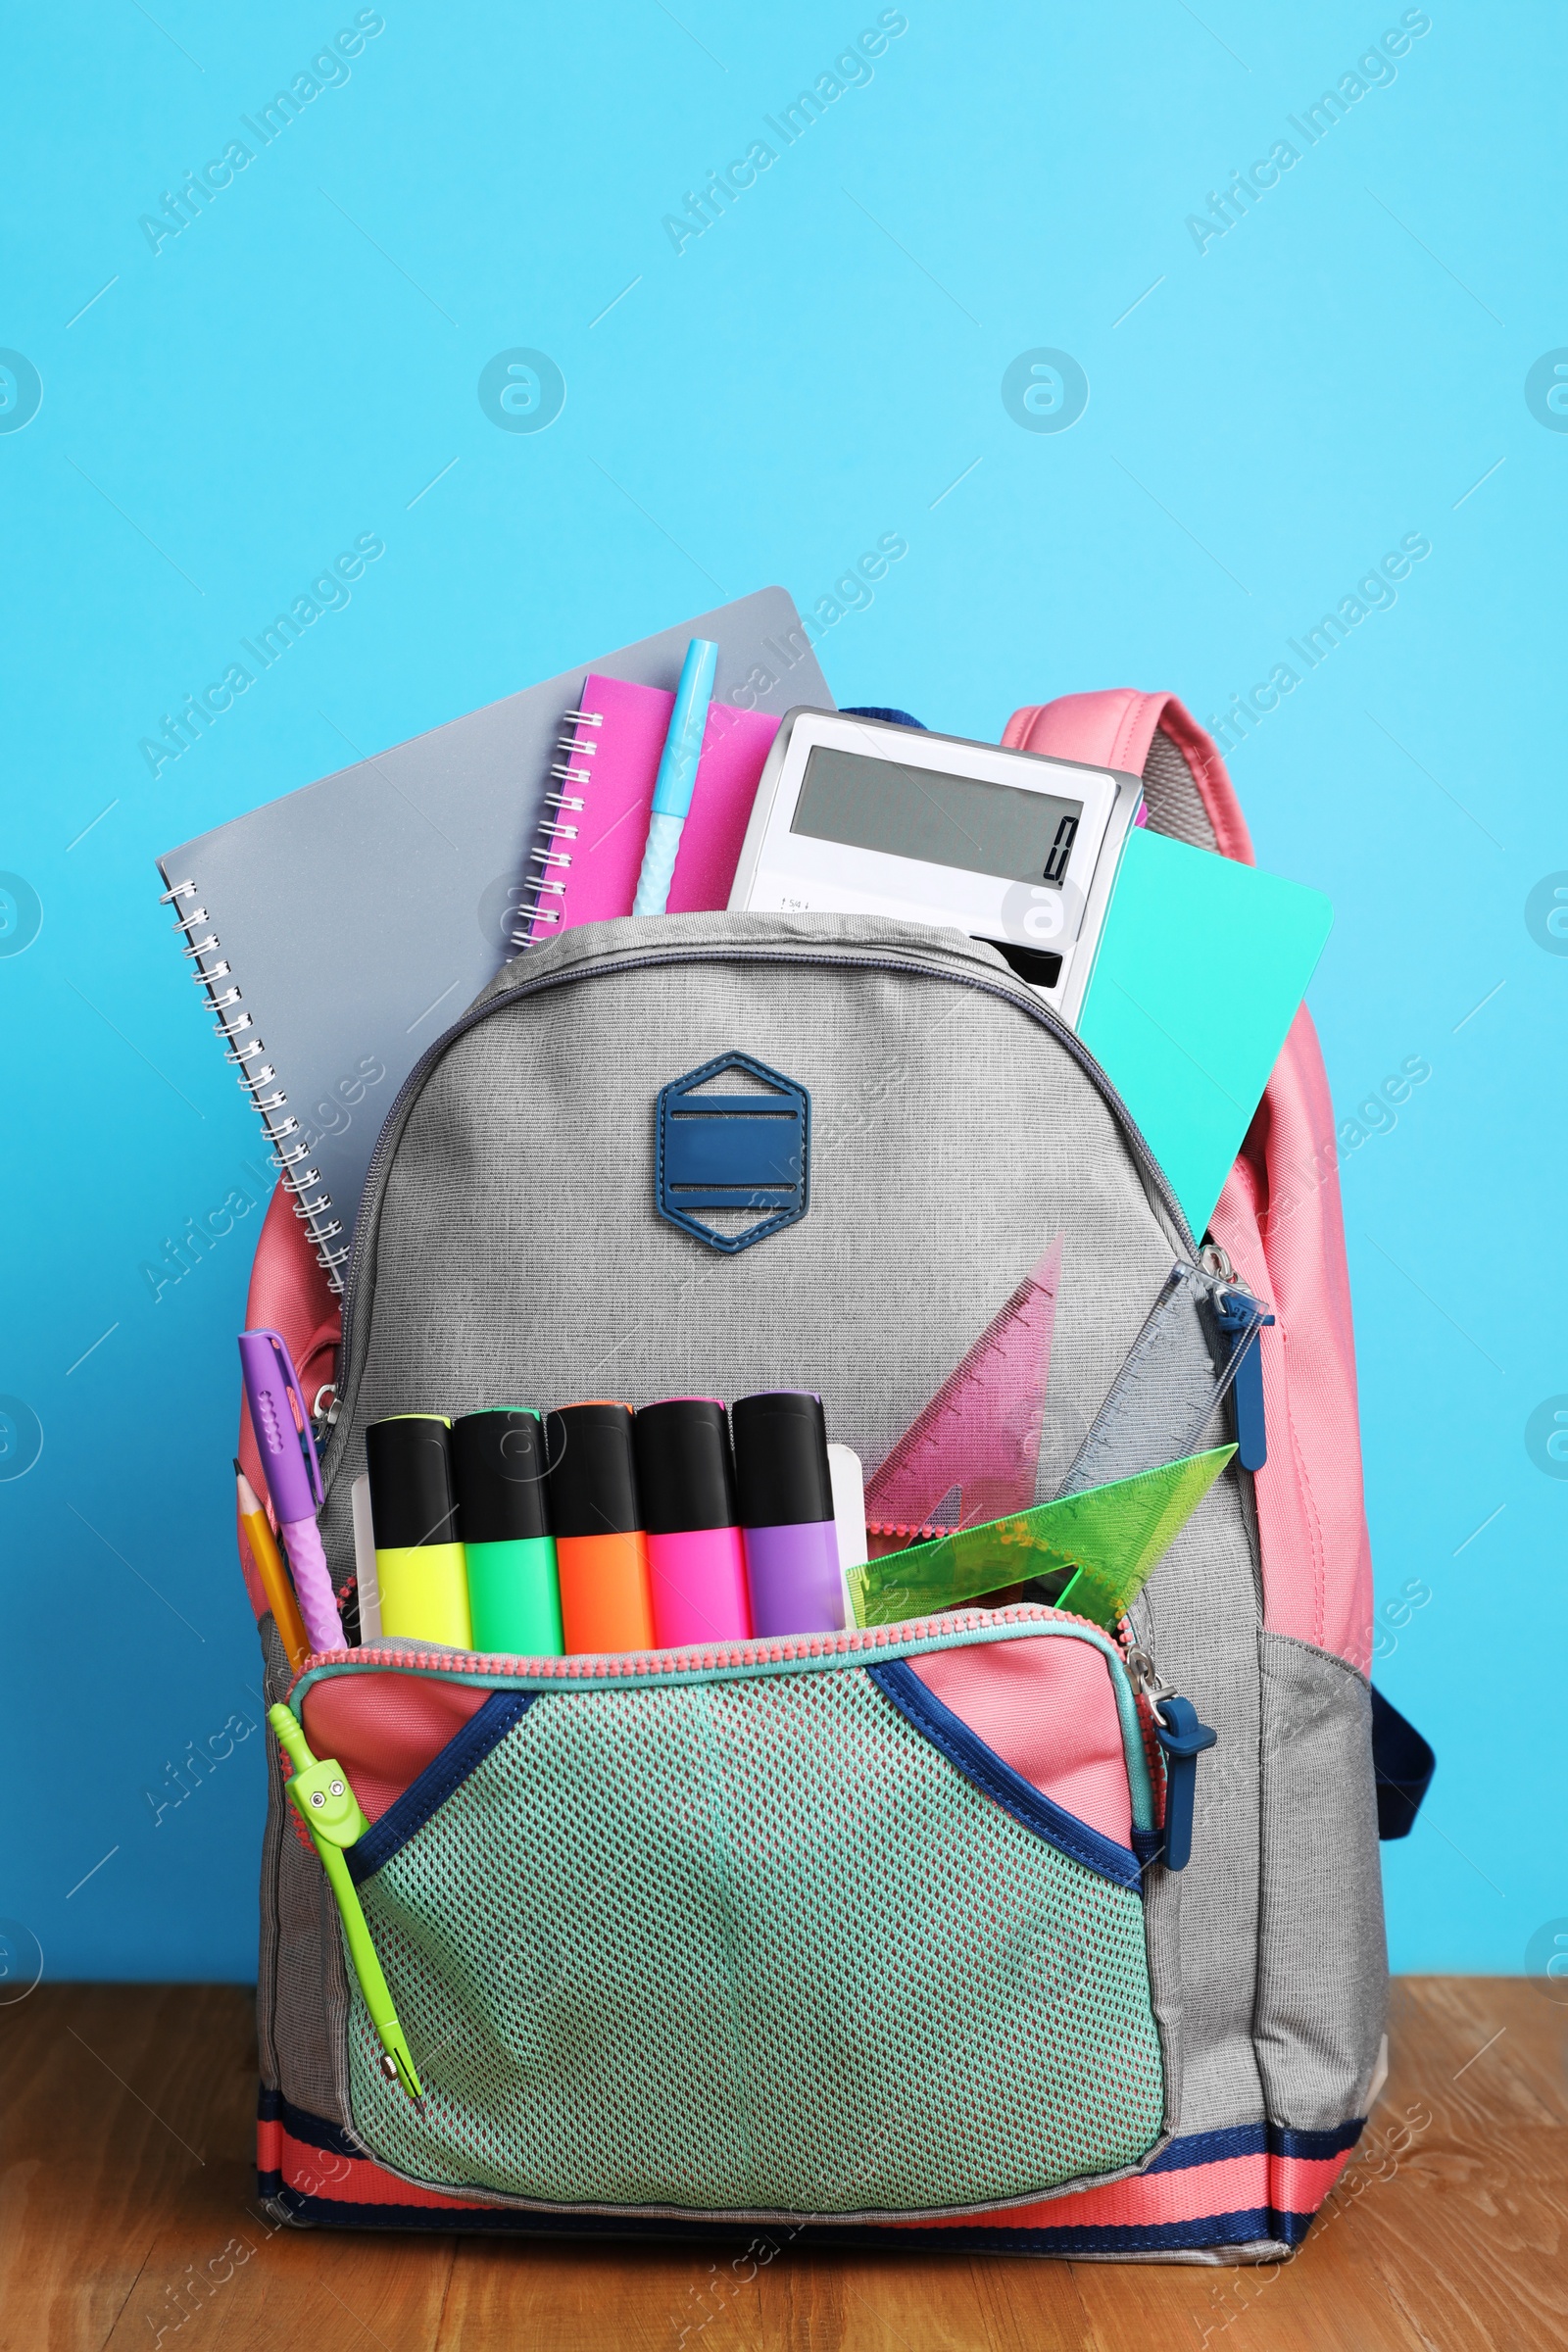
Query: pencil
236,1458,311,1672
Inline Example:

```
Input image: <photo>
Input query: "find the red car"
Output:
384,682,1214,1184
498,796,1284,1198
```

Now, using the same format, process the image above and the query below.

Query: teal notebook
1077,828,1333,1243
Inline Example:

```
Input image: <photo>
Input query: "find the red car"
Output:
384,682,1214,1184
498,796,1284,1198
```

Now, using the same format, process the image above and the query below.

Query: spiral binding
160,877,350,1293
509,705,603,948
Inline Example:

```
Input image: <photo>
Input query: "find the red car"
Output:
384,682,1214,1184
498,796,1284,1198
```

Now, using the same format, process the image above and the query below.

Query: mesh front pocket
343,1663,1166,2218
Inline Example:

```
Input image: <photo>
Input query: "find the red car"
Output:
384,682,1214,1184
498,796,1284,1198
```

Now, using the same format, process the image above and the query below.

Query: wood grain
1,1980,1562,2352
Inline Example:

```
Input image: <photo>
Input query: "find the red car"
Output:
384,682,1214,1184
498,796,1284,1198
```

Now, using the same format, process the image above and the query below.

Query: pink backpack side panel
1004,691,1374,1674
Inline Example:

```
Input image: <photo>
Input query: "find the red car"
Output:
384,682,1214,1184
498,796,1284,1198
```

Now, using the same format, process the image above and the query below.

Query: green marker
451,1409,564,1654
268,1703,423,2103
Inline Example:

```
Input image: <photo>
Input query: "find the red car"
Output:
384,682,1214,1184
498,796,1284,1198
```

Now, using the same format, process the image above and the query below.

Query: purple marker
238,1329,344,1655
732,1391,845,1638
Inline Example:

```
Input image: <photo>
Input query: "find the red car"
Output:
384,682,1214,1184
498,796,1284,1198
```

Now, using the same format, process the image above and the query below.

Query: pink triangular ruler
865,1237,1062,1539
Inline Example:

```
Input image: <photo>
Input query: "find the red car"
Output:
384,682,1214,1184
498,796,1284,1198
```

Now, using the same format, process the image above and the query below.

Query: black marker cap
452,1408,551,1544
731,1391,833,1528
366,1414,458,1549
634,1397,738,1535
544,1401,641,1538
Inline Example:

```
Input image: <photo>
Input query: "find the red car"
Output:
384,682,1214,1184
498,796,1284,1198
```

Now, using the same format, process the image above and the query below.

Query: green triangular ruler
846,1445,1235,1632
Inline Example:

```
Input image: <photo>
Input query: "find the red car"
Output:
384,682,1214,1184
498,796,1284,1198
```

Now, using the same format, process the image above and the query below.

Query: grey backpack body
258,909,1386,2258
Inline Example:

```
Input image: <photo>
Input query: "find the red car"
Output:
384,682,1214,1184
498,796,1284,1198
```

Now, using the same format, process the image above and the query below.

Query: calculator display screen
791,747,1083,889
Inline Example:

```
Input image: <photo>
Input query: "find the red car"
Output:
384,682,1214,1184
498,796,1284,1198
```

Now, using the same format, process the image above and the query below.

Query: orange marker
543,1402,655,1652
236,1459,311,1672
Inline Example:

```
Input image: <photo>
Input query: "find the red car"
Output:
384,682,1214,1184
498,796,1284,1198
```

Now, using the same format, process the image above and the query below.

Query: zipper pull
270,1704,424,2105
1126,1646,1217,1874
1152,1695,1218,1872
1210,1277,1274,1473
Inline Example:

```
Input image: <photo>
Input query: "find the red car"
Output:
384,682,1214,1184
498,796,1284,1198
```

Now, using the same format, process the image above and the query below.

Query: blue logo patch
656,1052,809,1254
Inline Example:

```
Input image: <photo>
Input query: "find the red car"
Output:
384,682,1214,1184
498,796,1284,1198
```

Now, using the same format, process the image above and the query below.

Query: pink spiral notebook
522,675,780,941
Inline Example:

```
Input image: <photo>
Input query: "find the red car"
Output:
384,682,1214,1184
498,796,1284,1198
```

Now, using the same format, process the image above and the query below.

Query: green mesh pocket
343,1664,1165,2216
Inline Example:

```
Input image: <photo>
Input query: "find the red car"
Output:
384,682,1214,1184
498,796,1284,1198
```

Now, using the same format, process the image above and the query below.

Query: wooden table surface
2,1977,1563,2351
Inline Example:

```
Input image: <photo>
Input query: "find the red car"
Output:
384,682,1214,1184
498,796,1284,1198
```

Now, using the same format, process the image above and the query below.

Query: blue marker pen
632,637,719,915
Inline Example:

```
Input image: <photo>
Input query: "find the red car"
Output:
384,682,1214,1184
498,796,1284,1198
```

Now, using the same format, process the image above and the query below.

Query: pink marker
633,1397,752,1648
238,1329,344,1654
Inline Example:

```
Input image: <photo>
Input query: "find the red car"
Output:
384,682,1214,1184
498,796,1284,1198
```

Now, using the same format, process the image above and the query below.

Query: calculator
727,709,1144,1026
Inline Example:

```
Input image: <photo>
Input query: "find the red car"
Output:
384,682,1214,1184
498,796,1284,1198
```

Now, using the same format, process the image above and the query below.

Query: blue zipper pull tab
1207,1259,1274,1472
1128,1644,1217,1874
1152,1694,1218,1871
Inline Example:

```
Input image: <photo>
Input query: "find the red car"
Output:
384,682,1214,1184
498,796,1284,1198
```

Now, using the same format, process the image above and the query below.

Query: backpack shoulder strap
1003,689,1255,863
1004,689,1374,1677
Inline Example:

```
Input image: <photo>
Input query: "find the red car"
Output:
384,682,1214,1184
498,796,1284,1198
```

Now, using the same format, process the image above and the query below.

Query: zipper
1124,1641,1216,1873
1199,1240,1273,1474
324,937,1199,1489
1123,1640,1175,1714
1193,1238,1268,1613
290,1599,1161,1840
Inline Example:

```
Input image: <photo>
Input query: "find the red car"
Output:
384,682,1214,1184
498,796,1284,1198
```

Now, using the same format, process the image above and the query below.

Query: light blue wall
1,2,1559,1980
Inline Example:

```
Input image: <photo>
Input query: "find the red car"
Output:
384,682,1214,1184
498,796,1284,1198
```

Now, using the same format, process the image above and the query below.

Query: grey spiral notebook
156,588,835,1287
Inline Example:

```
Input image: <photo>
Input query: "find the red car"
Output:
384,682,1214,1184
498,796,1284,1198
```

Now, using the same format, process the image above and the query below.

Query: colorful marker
544,1401,655,1653
732,1391,845,1637
238,1330,343,1654
452,1408,564,1655
634,1397,752,1647
365,1414,472,1648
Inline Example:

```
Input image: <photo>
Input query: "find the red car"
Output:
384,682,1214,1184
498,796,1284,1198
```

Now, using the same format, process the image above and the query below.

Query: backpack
242,689,1407,2260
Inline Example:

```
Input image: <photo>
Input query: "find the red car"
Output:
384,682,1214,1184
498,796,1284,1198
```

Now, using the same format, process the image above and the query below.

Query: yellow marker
364,1415,472,1647
236,1461,310,1672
